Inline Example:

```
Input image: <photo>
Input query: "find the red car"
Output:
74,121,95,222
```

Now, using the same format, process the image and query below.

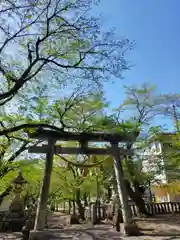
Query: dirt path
1,213,180,239
47,212,180,239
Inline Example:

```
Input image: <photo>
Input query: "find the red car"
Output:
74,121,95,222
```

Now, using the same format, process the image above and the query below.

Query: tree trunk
111,143,139,236
63,201,65,212
125,139,151,216
83,192,88,207
113,203,123,231
0,185,12,206
125,180,151,216
68,200,71,214
107,186,112,202
72,199,76,215
75,188,85,220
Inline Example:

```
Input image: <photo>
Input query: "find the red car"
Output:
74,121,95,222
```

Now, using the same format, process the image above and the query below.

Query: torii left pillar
30,138,55,239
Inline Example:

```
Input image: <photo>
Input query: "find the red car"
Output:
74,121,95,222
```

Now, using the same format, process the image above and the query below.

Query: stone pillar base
29,230,52,240
122,222,141,236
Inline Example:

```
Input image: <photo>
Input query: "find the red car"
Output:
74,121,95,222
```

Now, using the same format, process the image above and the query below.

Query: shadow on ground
46,212,180,239
134,214,180,237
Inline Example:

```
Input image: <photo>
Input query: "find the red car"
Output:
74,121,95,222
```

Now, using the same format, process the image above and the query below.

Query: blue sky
93,0,180,103
92,0,180,129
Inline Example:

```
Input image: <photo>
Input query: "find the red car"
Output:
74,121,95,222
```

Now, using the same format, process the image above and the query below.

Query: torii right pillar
111,142,140,236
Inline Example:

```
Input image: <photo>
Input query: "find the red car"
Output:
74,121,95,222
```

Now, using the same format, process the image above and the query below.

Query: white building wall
142,141,168,185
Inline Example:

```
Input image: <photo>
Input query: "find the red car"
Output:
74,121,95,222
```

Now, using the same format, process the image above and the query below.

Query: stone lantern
9,170,28,214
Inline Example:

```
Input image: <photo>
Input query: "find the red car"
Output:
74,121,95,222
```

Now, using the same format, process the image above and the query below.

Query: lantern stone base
9,200,24,213
0,217,26,232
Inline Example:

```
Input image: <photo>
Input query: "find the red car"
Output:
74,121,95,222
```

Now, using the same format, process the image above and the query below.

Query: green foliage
0,77,179,208
0,0,132,105
0,160,43,195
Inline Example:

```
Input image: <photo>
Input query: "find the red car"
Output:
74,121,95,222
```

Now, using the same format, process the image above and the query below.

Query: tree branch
0,123,64,136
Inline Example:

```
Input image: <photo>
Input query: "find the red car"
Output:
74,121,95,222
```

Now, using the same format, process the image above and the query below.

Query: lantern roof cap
12,170,28,185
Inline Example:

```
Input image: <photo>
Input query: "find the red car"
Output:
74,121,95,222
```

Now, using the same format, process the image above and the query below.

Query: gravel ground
1,212,180,239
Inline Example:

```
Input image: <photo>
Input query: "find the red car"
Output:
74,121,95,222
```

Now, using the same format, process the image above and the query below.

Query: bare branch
0,6,46,54
0,0,132,106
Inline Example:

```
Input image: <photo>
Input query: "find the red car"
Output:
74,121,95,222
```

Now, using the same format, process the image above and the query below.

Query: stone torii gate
28,129,139,237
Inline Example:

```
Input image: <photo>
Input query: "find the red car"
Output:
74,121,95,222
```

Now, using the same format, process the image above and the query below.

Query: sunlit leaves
0,0,132,105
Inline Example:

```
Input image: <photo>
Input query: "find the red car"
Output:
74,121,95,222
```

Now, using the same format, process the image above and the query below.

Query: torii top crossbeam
27,128,133,143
